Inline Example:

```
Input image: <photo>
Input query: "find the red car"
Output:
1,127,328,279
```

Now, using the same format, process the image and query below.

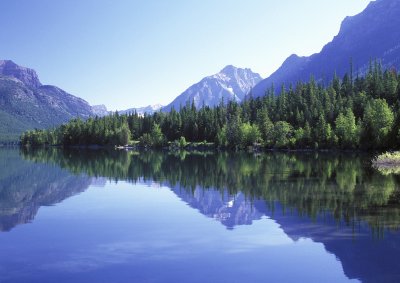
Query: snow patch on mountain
163,65,262,111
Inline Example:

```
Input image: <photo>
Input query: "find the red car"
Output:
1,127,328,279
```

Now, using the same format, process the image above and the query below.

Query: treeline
21,63,400,150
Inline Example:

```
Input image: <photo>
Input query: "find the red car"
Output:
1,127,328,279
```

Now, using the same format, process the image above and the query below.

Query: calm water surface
0,148,399,283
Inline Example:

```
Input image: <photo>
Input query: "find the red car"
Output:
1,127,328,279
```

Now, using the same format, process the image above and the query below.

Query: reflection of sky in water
0,182,359,283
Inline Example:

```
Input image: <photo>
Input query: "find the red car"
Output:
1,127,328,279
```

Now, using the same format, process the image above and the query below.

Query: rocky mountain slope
163,65,262,111
0,60,93,141
91,104,109,117
251,0,400,97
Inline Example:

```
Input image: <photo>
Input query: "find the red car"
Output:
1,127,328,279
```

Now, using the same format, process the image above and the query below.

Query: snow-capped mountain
119,104,163,116
163,65,262,111
91,104,109,117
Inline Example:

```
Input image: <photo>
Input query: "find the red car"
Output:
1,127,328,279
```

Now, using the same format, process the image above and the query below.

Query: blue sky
0,0,371,110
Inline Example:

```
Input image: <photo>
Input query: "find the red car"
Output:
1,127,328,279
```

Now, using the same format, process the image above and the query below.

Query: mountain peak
220,65,237,75
0,60,94,141
118,104,163,116
163,66,262,111
219,65,255,77
251,0,400,98
91,104,109,117
0,60,42,88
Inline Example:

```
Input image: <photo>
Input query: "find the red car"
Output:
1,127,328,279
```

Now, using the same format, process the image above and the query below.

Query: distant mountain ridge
251,0,400,97
91,104,109,117
119,104,163,116
163,65,262,111
91,104,163,117
0,60,93,141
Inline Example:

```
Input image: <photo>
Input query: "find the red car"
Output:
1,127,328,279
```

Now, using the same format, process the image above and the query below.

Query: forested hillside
251,0,400,98
21,63,400,150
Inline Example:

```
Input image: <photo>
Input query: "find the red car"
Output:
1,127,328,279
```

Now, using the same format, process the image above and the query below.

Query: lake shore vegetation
21,63,400,151
373,151,400,174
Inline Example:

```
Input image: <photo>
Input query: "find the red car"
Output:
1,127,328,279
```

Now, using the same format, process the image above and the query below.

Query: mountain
0,60,93,142
163,65,262,111
0,149,92,231
0,60,42,88
91,104,109,117
91,104,163,117
119,104,163,116
170,185,265,229
251,0,400,97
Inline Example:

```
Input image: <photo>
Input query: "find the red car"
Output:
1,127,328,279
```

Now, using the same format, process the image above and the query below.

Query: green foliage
19,148,400,231
373,151,400,175
21,114,132,146
170,136,189,149
216,125,227,147
240,122,261,147
151,123,165,147
335,108,358,148
20,63,400,150
0,78,92,142
272,121,293,148
225,102,242,148
314,114,333,148
140,123,165,147
363,99,394,148
256,107,274,146
179,136,188,148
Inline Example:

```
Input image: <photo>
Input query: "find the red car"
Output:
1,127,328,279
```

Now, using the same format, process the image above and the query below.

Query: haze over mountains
251,0,400,97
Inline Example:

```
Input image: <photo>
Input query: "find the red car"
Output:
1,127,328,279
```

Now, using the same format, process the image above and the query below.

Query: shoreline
17,143,375,154
372,152,400,174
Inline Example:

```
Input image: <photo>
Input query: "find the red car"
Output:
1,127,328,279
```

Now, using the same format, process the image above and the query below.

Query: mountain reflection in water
0,148,399,282
18,148,400,233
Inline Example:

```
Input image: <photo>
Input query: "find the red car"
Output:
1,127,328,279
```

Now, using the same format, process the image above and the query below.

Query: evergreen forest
21,64,400,150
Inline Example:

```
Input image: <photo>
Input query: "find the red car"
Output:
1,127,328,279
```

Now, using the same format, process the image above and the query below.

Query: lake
0,148,399,283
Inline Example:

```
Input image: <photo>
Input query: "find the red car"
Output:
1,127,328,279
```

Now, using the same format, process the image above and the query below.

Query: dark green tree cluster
21,63,400,150
21,113,131,146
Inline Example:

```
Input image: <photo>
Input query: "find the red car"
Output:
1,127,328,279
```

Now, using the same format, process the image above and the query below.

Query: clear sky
0,0,372,110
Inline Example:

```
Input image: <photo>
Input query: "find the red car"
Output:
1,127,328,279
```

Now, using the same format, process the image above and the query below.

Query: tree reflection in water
18,148,400,234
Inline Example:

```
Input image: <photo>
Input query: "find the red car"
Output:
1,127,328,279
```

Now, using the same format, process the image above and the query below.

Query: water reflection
0,149,92,231
19,148,400,233
1,148,400,282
